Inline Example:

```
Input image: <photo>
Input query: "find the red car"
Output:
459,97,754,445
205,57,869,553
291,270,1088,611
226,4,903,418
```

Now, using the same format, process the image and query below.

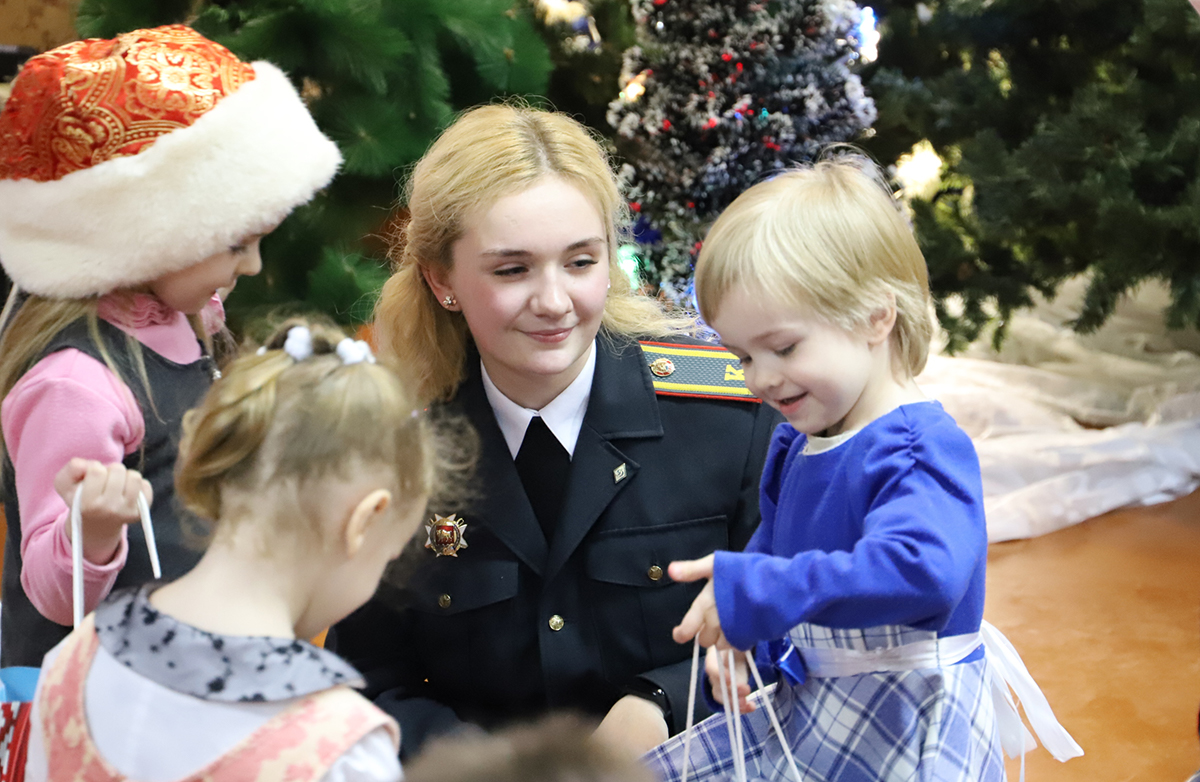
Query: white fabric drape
919,276,1200,542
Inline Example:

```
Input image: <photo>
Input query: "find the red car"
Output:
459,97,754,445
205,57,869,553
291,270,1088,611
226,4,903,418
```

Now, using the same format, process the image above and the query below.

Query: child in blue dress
645,156,1083,781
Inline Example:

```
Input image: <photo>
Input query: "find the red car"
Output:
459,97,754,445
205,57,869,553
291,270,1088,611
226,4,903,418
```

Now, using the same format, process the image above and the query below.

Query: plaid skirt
643,625,1006,782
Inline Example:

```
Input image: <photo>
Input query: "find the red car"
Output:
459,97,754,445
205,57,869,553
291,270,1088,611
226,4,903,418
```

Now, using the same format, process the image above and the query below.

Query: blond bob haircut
375,102,692,403
175,319,465,543
695,154,935,377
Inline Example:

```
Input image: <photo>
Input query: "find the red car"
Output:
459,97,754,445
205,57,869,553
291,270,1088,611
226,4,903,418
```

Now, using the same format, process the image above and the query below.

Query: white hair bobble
283,326,314,361
256,326,374,365
336,338,375,365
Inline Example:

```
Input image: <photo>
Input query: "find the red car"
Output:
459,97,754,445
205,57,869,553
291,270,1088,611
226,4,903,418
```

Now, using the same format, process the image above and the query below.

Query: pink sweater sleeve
1,349,144,625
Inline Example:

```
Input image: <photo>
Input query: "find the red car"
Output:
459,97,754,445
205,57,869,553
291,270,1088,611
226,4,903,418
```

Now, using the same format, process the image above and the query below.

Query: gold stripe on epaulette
639,340,760,402
651,381,757,397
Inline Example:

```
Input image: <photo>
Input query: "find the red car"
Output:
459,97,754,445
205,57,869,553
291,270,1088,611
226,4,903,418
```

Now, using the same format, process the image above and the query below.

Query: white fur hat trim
0,62,342,298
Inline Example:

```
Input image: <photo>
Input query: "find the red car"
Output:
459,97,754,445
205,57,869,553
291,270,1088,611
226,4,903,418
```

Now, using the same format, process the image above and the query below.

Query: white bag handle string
728,651,748,782
716,650,745,782
746,653,804,782
681,637,701,782
71,484,160,629
678,637,805,782
137,492,162,580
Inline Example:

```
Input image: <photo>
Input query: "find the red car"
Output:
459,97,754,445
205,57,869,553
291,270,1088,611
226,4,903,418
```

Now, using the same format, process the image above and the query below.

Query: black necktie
514,416,570,540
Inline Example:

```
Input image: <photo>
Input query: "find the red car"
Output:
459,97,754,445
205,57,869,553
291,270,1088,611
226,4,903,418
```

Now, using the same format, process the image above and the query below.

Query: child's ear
866,293,898,346
343,489,393,557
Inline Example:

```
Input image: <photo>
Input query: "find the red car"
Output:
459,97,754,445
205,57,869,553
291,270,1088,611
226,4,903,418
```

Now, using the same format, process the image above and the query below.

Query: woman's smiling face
429,176,610,409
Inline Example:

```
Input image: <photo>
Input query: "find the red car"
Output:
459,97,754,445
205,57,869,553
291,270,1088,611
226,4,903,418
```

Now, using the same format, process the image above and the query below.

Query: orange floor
987,489,1200,781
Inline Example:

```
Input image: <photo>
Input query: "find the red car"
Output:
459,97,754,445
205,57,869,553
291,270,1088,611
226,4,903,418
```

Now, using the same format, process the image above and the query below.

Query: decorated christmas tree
534,0,638,132
864,0,1200,350
75,0,553,328
608,0,877,303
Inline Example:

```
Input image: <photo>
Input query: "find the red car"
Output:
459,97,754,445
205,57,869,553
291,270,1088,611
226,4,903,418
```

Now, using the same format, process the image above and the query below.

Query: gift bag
675,641,805,782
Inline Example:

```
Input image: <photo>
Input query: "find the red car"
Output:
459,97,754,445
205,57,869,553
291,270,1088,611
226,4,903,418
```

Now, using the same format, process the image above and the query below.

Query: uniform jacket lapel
544,336,663,580
456,359,549,576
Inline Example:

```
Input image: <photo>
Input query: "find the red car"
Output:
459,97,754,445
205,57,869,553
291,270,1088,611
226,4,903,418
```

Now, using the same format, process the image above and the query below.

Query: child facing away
0,25,342,667
646,156,1083,781
24,320,471,781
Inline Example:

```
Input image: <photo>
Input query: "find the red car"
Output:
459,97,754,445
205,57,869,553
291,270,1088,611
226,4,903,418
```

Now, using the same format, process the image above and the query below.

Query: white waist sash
792,620,1084,765
798,630,982,677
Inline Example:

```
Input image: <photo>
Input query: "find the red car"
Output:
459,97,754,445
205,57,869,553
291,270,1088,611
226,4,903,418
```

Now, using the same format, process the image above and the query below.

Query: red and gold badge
425,513,469,557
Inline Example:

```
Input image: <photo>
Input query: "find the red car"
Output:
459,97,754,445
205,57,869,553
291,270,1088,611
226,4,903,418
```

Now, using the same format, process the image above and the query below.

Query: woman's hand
54,458,151,565
593,694,670,758
706,647,755,714
669,555,733,649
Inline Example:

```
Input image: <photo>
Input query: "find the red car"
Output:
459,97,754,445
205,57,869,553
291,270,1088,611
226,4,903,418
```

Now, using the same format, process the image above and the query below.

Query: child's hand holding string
54,458,152,565
670,554,755,714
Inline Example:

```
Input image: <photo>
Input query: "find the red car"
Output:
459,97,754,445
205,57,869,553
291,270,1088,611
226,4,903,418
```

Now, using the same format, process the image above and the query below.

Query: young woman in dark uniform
335,104,781,758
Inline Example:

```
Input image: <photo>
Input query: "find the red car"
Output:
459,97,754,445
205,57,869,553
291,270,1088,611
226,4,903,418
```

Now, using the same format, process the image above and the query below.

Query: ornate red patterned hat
0,25,341,298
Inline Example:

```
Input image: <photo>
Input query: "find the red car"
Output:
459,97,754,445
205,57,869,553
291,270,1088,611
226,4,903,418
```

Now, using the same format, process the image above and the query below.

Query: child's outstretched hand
671,555,756,713
54,458,152,564
670,555,730,648
706,647,755,714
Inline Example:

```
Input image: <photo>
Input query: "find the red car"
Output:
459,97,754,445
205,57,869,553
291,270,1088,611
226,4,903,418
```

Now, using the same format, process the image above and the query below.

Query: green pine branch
75,0,553,328
865,0,1200,348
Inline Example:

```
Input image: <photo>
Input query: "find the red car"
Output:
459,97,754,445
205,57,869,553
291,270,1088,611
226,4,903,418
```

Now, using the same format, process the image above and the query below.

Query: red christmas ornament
686,201,695,209
662,118,672,131
721,52,733,62
705,117,718,129
630,202,642,212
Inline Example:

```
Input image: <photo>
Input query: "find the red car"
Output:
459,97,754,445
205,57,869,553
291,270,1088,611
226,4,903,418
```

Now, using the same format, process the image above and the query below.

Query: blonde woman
334,104,781,757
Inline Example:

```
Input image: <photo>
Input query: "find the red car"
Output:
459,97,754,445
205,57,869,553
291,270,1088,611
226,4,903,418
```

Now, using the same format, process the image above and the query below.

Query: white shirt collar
481,341,596,459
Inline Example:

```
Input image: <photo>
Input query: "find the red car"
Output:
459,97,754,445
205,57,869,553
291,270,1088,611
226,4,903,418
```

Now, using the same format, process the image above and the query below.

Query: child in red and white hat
0,25,341,669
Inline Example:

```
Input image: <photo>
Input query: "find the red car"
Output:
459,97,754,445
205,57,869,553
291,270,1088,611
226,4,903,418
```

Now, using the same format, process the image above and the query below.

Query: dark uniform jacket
335,333,781,756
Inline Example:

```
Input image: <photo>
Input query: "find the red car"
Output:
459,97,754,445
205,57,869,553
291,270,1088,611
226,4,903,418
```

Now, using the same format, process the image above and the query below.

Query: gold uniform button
647,565,664,581
548,614,565,631
438,594,452,609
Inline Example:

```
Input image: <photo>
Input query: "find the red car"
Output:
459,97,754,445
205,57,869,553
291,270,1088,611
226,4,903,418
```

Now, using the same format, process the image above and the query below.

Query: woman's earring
442,294,457,309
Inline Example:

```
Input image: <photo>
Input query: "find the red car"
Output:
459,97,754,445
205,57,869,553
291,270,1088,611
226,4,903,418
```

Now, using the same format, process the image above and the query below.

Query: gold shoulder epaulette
638,340,760,402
